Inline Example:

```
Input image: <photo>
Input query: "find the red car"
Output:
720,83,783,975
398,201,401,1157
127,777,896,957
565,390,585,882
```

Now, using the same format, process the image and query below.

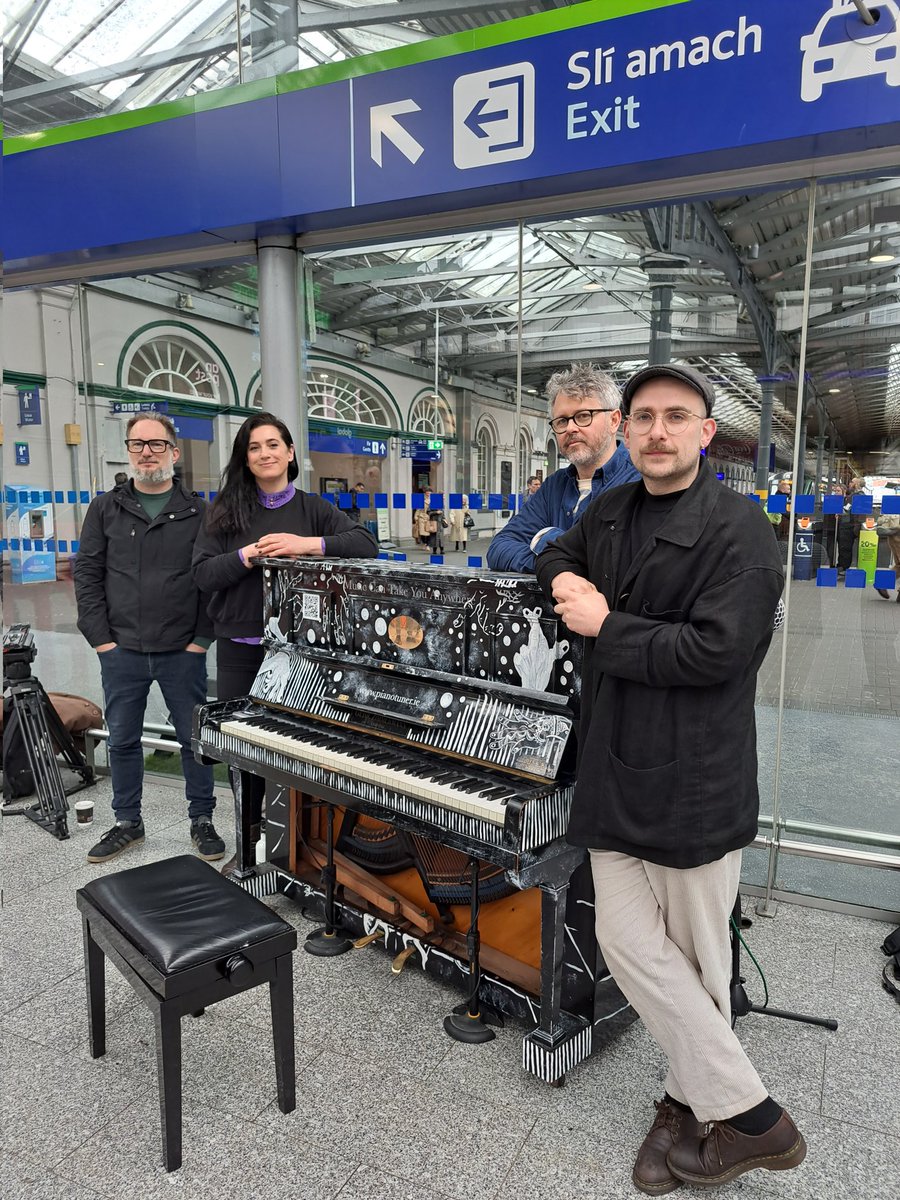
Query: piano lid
256,558,581,707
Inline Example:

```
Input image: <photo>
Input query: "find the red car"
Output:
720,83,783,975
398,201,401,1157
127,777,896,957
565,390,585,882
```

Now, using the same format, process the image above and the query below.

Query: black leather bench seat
79,854,293,975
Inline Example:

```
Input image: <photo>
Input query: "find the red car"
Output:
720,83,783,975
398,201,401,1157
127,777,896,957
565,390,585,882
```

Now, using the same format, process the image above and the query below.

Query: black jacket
75,481,213,652
192,491,378,639
535,462,784,869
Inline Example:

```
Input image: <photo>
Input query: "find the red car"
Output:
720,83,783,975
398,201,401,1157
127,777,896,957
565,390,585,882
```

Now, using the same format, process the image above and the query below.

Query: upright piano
193,559,631,1082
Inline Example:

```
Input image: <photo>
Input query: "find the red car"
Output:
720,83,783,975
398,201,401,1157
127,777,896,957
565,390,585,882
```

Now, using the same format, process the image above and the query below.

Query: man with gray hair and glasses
487,362,638,572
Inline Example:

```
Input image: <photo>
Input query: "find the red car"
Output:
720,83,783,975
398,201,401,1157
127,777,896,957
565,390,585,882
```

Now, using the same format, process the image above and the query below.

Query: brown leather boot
220,824,261,879
666,1111,806,1187
632,1098,702,1194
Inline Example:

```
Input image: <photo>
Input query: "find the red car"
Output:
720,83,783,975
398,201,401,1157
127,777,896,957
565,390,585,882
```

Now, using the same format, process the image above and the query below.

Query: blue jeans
98,646,215,824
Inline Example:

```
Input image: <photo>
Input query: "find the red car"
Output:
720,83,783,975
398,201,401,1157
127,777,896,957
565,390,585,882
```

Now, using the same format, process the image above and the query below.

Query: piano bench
75,855,298,1172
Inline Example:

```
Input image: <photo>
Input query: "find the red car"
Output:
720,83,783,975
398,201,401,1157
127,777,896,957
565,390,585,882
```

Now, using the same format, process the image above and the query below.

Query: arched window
409,392,454,437
306,368,394,427
517,428,532,494
248,372,263,409
546,435,558,475
126,334,230,403
476,425,495,496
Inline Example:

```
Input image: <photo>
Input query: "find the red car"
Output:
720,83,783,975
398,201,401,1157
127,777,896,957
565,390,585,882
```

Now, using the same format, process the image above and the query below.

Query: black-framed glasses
124,438,174,453
548,408,615,434
627,409,705,435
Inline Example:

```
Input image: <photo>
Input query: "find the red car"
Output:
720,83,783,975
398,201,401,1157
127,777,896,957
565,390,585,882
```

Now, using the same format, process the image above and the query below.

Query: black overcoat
535,462,784,869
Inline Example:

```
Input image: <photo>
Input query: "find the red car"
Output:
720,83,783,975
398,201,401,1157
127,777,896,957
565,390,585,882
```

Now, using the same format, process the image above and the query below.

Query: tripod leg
39,682,95,785
8,682,70,839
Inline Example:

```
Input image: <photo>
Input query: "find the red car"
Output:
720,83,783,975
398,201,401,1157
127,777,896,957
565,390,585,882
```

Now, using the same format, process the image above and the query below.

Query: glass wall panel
743,175,900,915
2,158,895,916
2,257,260,730
304,224,541,541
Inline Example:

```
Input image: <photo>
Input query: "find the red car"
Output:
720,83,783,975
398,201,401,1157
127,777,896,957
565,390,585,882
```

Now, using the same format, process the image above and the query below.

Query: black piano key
454,777,493,794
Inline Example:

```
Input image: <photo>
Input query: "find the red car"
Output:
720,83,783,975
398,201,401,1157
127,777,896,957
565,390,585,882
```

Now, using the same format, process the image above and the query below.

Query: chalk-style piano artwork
193,559,632,1082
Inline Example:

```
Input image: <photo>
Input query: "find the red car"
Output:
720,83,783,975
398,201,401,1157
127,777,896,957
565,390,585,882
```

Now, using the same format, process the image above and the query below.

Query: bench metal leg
269,954,296,1114
154,1005,182,1172
81,916,106,1058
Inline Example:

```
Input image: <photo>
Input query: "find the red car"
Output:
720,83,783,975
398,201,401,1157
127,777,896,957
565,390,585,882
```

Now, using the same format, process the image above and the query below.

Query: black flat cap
622,363,716,415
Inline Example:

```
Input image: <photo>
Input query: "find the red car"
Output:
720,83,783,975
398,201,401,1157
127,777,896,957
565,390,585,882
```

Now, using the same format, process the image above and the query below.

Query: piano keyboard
201,712,574,854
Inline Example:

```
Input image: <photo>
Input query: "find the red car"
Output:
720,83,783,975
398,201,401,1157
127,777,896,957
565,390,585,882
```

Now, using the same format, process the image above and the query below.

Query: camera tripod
2,624,95,840
730,894,838,1032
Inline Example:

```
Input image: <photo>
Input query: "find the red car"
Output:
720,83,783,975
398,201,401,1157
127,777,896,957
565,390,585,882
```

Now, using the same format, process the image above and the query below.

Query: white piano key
218,719,508,825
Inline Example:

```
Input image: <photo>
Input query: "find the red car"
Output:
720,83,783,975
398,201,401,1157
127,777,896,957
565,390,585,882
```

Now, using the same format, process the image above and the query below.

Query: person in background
537,362,803,1193
875,509,900,601
487,362,638,572
113,471,128,487
349,480,366,523
412,487,446,553
192,412,378,873
767,478,793,541
525,475,542,500
75,414,221,864
822,484,844,569
449,494,472,552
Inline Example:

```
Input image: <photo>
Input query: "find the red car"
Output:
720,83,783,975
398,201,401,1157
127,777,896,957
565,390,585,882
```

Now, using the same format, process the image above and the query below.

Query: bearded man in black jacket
536,364,805,1193
75,414,222,865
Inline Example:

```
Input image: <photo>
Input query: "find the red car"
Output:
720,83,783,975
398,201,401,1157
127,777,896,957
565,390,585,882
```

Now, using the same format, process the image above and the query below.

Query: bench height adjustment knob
223,953,253,985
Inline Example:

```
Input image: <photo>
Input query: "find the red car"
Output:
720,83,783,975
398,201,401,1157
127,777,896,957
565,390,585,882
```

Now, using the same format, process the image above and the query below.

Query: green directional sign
427,439,443,450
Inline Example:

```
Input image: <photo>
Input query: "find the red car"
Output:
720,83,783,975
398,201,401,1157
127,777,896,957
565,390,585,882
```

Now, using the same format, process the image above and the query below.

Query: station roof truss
4,2,898,469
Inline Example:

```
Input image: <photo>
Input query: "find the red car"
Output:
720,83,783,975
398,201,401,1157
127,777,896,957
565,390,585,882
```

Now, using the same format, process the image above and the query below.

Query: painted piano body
193,559,632,1082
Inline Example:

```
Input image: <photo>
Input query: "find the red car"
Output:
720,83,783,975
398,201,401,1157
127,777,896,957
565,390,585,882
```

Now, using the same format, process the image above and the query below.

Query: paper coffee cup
74,800,94,824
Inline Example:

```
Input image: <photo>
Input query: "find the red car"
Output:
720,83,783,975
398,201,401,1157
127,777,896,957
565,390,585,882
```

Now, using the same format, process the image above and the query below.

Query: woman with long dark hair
193,412,378,871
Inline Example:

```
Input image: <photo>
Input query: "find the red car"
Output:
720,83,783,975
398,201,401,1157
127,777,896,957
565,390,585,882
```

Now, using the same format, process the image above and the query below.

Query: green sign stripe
4,0,686,156
4,77,277,155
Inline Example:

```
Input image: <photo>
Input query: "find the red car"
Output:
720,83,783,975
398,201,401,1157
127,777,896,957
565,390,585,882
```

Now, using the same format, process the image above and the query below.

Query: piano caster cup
304,927,354,957
443,1010,496,1044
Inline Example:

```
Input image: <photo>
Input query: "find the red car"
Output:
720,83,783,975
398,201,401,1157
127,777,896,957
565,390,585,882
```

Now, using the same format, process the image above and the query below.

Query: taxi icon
800,0,900,102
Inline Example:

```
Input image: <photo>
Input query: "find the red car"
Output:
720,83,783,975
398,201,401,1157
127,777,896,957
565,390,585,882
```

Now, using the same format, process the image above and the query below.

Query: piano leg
228,767,258,878
521,881,592,1085
305,804,354,957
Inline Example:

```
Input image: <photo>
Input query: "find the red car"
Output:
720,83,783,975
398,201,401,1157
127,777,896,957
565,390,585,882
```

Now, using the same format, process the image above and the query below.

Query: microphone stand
730,894,838,1031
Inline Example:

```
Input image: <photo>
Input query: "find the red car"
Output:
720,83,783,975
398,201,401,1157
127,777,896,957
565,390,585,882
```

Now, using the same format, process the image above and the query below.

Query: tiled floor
2,775,897,1200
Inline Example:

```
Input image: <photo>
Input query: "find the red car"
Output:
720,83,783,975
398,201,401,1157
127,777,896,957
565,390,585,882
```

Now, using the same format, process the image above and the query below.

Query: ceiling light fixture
869,240,896,263
828,387,840,394
583,281,604,291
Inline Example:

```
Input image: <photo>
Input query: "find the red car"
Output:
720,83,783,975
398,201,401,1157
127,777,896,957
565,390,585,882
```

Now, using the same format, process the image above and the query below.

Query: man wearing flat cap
536,363,805,1192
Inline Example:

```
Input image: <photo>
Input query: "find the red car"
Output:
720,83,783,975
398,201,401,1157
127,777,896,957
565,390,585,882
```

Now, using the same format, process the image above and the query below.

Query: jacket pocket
604,749,680,849
640,602,686,622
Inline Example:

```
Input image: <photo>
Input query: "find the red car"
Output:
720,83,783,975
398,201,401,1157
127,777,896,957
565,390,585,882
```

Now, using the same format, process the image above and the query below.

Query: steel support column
754,379,775,491
258,237,308,487
795,413,808,495
815,435,826,501
647,280,674,366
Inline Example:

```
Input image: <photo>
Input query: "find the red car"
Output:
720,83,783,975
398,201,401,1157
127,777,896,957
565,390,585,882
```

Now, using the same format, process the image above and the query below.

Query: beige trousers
589,848,768,1123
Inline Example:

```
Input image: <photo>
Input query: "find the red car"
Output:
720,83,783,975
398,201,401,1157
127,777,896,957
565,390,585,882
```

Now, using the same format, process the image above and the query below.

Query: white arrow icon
370,100,424,166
